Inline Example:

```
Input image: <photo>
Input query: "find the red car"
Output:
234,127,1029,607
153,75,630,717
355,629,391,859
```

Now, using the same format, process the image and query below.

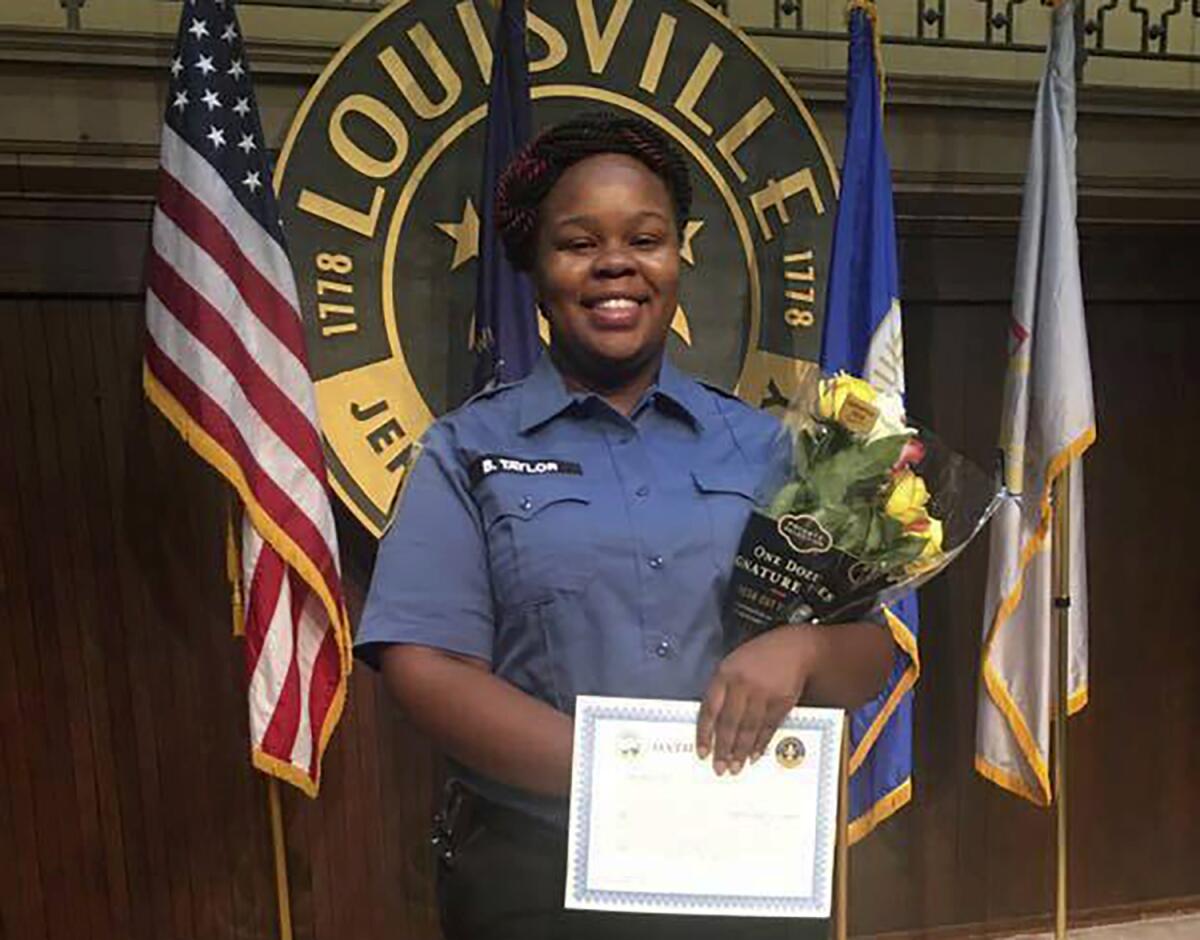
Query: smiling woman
354,111,893,940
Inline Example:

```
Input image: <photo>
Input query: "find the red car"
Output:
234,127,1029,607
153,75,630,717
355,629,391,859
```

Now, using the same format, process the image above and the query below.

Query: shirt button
635,484,650,499
655,639,672,658
520,496,533,512
648,555,664,570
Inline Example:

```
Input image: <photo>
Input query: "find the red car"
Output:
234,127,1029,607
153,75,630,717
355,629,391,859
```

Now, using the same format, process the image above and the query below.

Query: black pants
436,794,831,940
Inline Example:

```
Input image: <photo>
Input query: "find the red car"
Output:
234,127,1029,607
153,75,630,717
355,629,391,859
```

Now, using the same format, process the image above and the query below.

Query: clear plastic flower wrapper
724,372,1003,646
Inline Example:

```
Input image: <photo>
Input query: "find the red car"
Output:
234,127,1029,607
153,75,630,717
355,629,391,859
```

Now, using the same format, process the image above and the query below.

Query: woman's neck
550,346,663,418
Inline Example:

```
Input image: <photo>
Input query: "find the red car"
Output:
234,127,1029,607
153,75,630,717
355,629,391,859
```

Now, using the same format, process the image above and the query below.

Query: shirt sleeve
354,423,495,670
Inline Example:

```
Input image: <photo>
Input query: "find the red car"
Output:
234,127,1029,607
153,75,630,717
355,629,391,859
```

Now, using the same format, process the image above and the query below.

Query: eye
631,232,665,249
558,236,596,253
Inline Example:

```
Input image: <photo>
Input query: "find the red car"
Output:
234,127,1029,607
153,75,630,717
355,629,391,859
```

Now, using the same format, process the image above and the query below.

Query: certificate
565,695,844,918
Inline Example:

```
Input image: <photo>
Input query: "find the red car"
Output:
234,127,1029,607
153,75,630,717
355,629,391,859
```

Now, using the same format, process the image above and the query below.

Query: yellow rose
919,516,944,559
885,470,930,525
817,372,878,423
906,516,945,576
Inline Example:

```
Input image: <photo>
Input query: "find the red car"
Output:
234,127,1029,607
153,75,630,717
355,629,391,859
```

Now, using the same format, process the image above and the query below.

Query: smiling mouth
583,294,649,327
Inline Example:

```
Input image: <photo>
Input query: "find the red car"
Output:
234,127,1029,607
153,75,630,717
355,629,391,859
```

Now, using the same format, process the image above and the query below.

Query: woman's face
532,153,681,388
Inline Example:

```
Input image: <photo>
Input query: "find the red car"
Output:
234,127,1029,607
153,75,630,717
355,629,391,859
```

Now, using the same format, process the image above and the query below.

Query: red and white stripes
145,123,349,796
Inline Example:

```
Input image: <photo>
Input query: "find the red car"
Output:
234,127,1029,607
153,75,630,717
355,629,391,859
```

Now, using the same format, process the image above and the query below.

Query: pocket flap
478,474,592,526
691,466,760,502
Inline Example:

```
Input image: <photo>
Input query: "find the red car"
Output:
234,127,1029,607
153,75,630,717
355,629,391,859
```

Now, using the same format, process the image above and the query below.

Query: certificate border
567,696,842,917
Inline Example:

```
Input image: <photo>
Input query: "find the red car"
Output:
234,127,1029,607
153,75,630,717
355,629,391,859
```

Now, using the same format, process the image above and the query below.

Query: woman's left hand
695,626,815,776
696,618,895,775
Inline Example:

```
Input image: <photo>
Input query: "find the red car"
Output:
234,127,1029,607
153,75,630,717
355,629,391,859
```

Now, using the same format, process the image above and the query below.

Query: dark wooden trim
857,895,1200,940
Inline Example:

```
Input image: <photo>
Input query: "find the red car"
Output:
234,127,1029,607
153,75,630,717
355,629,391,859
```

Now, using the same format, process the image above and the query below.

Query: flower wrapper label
724,510,893,646
835,394,879,435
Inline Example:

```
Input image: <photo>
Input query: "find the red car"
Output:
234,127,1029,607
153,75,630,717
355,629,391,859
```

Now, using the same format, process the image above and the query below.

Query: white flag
975,0,1096,805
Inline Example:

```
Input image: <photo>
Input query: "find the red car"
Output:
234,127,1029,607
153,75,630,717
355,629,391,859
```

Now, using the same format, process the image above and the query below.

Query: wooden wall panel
1,216,1198,940
0,297,282,940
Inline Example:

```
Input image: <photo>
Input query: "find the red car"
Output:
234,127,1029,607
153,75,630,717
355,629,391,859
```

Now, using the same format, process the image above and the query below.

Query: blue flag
474,0,540,388
821,2,920,843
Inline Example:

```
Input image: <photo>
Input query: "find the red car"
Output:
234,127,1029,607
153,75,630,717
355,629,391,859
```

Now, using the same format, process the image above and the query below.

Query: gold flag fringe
226,500,245,638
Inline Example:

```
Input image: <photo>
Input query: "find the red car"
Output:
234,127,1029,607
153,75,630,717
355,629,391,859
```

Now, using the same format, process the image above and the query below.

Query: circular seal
616,732,642,761
774,735,806,769
276,0,838,536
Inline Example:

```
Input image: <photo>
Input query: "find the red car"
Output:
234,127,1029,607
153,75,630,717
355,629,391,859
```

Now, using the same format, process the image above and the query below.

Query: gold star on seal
435,198,480,271
680,219,704,266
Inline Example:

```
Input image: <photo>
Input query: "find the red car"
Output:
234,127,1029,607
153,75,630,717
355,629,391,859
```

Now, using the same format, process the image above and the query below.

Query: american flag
143,0,351,796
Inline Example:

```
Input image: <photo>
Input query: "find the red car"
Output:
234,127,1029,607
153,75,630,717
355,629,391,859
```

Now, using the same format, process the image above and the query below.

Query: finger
713,683,750,775
729,696,767,774
750,700,793,764
696,678,727,761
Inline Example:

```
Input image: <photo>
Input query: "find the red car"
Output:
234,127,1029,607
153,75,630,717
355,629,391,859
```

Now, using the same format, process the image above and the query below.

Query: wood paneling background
0,293,440,940
1,210,1198,940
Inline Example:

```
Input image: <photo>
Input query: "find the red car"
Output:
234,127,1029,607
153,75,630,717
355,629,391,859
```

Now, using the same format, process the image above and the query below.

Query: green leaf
860,435,909,475
835,508,871,555
868,535,929,568
768,482,804,518
864,511,887,553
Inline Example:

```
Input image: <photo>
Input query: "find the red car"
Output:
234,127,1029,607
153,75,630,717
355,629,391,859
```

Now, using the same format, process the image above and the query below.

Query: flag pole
1052,465,1072,940
833,718,851,940
267,777,295,940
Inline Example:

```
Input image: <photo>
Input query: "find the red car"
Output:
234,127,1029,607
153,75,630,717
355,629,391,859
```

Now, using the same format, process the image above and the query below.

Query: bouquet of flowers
725,372,1002,643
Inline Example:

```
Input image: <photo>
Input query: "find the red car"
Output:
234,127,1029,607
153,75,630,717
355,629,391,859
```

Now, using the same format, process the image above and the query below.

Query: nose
592,242,636,279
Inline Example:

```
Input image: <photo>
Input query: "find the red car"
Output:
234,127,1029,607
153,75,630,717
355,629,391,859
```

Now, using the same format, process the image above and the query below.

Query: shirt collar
652,356,707,431
517,353,580,434
517,352,707,435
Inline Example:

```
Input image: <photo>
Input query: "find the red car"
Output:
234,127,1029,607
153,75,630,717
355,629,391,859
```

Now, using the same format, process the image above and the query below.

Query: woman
356,112,894,940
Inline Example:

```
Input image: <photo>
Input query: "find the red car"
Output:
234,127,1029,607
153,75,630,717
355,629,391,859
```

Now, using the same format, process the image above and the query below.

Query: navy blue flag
473,0,540,389
820,1,920,843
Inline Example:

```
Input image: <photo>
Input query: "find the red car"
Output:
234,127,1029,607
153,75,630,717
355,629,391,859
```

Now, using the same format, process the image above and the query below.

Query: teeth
594,298,639,310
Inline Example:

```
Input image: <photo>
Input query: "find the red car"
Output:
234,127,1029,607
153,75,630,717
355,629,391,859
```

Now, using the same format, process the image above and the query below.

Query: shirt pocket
692,466,762,575
476,474,596,610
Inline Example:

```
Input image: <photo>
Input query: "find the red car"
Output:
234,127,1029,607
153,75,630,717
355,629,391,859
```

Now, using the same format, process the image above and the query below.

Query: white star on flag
206,125,226,149
201,89,222,111
232,97,250,117
195,54,215,77
188,18,209,40
170,56,183,78
242,171,262,193
237,134,257,154
172,90,189,112
227,59,246,80
221,23,238,43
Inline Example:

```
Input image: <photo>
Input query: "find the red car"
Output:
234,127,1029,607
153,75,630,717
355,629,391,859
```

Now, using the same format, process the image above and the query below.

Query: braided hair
495,111,693,272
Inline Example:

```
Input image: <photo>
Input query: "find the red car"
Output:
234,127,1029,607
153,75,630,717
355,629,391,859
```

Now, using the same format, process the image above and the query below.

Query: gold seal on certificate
565,696,844,918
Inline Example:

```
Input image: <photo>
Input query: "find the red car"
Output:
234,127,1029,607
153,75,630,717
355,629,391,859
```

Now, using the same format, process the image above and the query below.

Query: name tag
469,454,583,487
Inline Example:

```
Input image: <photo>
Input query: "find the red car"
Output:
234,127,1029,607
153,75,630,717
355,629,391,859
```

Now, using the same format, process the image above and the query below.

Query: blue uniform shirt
356,353,791,818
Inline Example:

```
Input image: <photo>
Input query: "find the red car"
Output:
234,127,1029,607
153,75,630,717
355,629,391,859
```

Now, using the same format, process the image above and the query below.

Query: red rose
892,437,926,474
